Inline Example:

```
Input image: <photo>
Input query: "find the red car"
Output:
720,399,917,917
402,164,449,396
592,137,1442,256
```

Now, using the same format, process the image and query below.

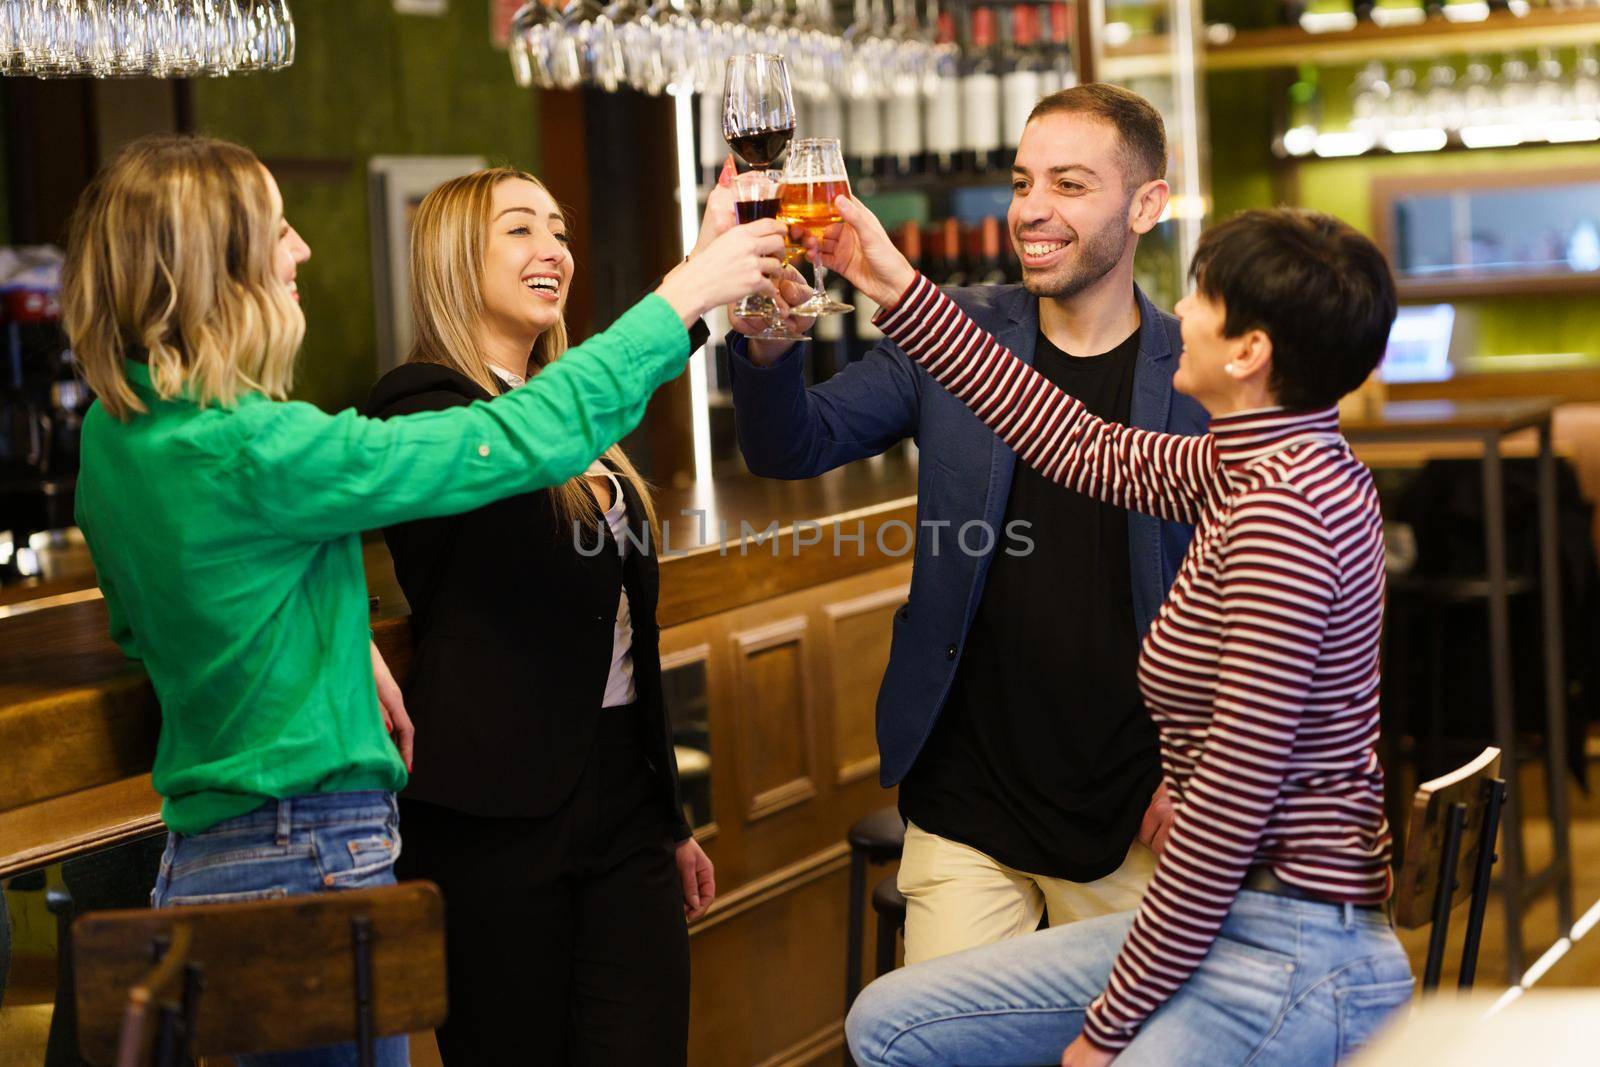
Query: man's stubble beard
1020,201,1133,301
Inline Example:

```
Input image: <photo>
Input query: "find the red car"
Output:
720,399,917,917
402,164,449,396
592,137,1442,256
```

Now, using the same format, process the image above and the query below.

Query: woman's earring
1223,362,1239,377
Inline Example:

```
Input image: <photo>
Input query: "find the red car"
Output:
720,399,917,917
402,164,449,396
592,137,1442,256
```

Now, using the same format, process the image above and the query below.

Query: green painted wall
189,0,543,412
1207,71,1600,366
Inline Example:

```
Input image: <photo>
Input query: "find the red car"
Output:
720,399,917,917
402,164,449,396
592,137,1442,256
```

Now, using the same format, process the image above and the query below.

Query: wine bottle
812,90,846,145
975,216,1008,286
1041,3,1079,96
999,5,1045,166
960,6,1003,174
940,218,971,287
844,0,884,179
927,6,964,174
886,0,927,176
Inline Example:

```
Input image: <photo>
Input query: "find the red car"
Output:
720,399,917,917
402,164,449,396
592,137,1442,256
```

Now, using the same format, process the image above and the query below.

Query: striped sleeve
875,274,1220,526
1082,485,1339,1050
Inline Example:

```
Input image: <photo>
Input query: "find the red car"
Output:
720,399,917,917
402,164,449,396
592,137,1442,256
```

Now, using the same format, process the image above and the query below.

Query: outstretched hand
802,195,918,312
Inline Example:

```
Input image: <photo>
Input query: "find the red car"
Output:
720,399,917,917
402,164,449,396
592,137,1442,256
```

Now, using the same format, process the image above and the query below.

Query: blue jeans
847,889,1414,1067
151,790,409,1067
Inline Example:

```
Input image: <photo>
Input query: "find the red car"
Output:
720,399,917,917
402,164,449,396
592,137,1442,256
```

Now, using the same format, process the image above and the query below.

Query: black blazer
364,362,691,842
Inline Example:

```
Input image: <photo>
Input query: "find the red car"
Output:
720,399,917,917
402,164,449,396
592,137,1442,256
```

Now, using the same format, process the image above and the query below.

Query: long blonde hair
407,167,658,535
61,134,304,420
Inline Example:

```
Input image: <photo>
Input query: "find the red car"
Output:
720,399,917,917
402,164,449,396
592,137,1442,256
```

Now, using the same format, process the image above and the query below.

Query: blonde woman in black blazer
367,166,745,1066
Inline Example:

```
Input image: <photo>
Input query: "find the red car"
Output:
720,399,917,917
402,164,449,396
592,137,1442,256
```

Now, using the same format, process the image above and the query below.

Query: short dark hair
1026,83,1167,189
1190,209,1398,411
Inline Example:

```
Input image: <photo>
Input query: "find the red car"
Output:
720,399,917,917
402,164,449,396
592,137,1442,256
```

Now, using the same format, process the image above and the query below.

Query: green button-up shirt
76,295,688,834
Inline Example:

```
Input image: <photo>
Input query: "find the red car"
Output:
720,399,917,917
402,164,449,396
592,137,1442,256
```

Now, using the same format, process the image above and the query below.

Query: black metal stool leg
845,849,867,1010
1459,779,1507,991
1424,802,1468,991
352,915,375,1067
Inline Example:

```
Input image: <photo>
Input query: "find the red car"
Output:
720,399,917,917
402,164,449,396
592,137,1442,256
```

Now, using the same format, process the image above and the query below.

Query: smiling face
263,167,310,302
479,178,573,352
1008,112,1151,301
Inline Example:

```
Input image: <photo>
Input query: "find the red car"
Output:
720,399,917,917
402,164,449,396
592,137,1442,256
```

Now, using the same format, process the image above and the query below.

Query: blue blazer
727,283,1210,786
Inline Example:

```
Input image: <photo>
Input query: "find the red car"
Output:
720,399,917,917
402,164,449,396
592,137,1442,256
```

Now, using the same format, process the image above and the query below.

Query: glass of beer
779,137,855,315
730,169,808,341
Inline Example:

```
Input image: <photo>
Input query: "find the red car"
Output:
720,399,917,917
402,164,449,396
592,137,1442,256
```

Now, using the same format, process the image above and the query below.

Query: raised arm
241,294,686,541
876,274,1218,525
1081,486,1338,1050
239,220,788,541
807,196,1222,523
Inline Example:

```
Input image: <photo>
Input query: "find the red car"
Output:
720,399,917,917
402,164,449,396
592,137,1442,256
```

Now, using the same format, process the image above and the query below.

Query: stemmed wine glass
723,52,808,339
779,137,855,316
722,51,796,170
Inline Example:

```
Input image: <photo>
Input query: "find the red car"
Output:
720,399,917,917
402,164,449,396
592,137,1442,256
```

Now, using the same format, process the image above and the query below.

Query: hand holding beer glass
779,138,855,316
798,191,919,315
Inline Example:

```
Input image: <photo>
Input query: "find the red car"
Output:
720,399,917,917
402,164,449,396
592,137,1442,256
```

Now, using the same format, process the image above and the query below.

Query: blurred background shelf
1211,9,1600,70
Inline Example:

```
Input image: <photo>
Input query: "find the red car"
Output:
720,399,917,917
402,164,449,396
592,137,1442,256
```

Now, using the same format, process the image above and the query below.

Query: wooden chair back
73,881,446,1065
107,924,194,1067
1392,746,1506,989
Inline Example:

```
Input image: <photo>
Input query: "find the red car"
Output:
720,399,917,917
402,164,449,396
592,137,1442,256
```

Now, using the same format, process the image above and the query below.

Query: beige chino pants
897,820,1156,966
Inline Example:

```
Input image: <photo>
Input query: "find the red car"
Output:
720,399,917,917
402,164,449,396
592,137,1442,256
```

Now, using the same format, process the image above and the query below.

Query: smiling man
726,84,1209,963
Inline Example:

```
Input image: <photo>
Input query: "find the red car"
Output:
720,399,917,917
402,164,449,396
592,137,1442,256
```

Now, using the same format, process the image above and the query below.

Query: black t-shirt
899,327,1161,881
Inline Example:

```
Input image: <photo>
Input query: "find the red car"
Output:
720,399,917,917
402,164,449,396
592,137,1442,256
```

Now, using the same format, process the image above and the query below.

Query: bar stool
845,807,905,1013
870,873,908,980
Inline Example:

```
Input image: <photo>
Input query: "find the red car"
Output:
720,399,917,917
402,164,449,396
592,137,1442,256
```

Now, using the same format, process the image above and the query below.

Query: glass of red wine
723,52,806,340
722,52,796,170
730,170,808,341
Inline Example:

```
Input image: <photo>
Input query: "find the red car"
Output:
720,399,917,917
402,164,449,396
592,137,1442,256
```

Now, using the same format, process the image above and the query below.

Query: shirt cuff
872,273,938,336
725,332,806,374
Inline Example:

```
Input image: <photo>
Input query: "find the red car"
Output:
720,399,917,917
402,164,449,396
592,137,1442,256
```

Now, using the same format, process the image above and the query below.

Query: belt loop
276,797,292,846
1343,902,1354,930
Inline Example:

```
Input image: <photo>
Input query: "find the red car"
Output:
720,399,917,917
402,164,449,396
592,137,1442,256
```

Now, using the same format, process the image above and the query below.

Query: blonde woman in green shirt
60,134,782,1067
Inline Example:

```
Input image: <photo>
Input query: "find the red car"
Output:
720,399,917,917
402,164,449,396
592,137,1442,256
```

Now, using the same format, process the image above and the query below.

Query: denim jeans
847,889,1414,1067
150,790,409,1067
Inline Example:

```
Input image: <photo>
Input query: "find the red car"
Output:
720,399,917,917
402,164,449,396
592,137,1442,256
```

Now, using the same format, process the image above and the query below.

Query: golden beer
778,177,851,239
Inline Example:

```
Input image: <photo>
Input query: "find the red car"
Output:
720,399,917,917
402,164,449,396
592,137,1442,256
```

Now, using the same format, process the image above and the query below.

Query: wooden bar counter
0,453,920,1066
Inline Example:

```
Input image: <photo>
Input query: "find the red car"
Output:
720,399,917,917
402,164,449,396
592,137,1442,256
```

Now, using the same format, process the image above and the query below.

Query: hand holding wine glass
728,264,818,364
723,52,807,341
655,219,789,327
802,194,918,312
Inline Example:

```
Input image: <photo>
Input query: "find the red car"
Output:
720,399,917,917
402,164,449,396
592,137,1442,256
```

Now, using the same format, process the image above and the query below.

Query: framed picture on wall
368,155,486,371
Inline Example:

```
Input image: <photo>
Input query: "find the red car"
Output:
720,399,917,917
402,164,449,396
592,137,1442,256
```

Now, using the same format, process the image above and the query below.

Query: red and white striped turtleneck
876,274,1393,1051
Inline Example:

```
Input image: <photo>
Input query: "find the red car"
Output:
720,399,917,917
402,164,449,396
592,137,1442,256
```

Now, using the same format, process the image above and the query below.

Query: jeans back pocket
1335,977,1414,1060
313,825,400,889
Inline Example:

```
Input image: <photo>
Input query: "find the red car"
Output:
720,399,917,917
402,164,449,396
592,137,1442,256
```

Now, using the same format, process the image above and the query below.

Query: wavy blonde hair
408,167,657,534
61,134,304,420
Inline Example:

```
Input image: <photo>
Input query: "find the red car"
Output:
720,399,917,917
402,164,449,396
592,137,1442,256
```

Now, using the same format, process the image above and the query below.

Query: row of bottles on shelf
1286,0,1598,32
699,2,1078,186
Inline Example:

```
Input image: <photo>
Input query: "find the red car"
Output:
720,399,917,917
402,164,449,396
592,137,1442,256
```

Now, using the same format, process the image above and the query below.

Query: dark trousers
397,708,689,1067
